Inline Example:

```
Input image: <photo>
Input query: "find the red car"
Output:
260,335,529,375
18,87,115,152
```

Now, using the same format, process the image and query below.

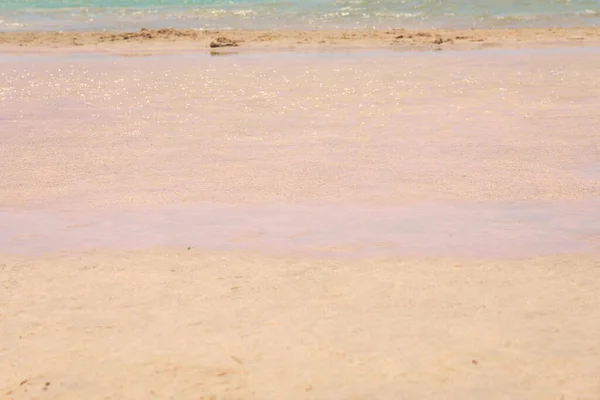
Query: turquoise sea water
1,0,599,31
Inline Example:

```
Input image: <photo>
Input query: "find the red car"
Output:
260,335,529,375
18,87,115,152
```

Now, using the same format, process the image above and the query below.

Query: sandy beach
1,32,600,399
2,251,600,399
2,27,600,53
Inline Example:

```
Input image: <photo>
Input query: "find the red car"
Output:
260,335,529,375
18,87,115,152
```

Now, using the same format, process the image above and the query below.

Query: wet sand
2,201,600,258
2,27,600,53
1,48,600,398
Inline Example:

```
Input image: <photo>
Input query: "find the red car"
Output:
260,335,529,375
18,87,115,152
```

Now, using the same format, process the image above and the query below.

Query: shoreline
2,27,600,53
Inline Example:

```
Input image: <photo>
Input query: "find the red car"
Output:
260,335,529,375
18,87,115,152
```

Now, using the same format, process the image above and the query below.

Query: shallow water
1,0,600,31
1,201,600,257
579,163,600,180
1,48,600,258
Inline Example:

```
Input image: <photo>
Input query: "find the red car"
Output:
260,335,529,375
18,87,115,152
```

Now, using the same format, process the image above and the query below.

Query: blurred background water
1,0,599,31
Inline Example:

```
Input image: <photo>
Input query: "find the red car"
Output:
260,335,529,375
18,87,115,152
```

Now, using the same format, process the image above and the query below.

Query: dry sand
1,43,600,399
2,251,600,399
2,27,600,53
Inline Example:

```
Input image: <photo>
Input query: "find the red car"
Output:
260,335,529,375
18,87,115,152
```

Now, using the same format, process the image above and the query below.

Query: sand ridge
2,27,600,52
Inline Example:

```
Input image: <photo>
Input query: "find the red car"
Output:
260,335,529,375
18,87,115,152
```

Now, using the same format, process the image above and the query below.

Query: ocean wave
582,9,600,15
232,9,257,16
2,0,600,31
495,14,540,21
373,11,423,19
0,20,25,28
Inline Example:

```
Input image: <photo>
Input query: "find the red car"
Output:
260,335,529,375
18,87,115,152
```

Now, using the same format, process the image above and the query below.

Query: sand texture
2,252,600,400
1,46,600,399
1,27,600,53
